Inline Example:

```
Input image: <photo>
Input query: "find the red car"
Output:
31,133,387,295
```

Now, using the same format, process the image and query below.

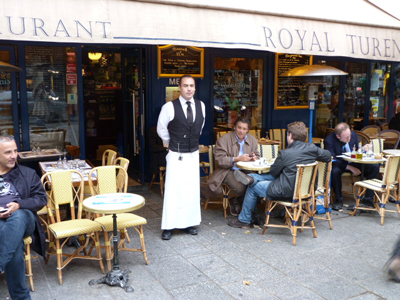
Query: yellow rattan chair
351,155,400,225
149,166,166,197
24,236,34,292
203,145,230,218
257,144,279,161
102,149,117,166
269,128,286,149
42,170,105,285
88,165,149,271
314,160,333,230
262,162,319,246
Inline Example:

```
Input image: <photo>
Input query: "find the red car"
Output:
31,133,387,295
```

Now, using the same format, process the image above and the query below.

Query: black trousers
331,162,380,200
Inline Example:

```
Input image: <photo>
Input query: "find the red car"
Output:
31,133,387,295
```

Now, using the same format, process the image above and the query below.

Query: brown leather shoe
228,218,253,229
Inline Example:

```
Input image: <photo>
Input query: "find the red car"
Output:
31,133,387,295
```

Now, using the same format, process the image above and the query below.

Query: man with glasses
0,135,47,300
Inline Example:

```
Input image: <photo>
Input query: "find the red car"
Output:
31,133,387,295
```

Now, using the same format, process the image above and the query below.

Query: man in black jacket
324,122,379,210
229,121,331,228
0,135,47,300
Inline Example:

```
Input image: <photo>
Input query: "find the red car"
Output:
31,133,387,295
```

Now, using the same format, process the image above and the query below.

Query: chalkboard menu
158,45,204,78
275,53,312,109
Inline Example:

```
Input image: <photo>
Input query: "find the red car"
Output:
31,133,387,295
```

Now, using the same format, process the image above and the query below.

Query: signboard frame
158,45,204,78
274,53,313,110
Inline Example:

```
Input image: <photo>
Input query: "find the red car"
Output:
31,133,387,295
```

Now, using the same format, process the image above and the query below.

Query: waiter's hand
346,165,361,176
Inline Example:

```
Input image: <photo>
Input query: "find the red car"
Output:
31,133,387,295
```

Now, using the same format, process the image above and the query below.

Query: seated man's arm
269,151,285,178
324,138,348,170
16,172,47,213
214,138,255,168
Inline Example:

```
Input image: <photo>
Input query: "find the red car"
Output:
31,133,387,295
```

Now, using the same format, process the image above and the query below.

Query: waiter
157,75,206,240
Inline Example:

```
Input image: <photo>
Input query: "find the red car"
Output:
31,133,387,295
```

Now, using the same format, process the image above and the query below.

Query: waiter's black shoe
161,230,173,240
332,198,343,211
183,227,198,235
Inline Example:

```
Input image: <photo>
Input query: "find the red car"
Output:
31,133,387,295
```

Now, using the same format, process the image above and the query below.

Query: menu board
158,45,204,78
275,53,312,109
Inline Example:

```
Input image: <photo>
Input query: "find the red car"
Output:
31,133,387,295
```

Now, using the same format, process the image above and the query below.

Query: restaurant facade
1,0,400,183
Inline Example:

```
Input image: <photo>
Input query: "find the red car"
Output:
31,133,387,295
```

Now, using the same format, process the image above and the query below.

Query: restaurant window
25,46,79,150
314,60,341,137
0,50,15,136
213,57,263,136
369,62,391,126
392,64,400,119
344,62,367,130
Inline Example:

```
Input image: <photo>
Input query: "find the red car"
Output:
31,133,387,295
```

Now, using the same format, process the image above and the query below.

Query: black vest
168,99,204,153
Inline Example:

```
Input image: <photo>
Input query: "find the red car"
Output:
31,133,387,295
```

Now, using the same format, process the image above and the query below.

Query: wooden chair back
292,162,319,203
381,155,400,188
370,138,384,154
360,125,380,136
378,130,400,149
249,129,262,139
41,170,84,223
257,144,279,160
269,128,286,149
89,165,128,196
381,122,389,131
66,145,80,159
208,145,216,175
102,149,117,166
354,130,371,145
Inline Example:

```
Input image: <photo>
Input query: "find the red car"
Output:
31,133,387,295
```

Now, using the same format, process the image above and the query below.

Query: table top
83,193,145,214
237,161,272,173
18,148,60,160
258,138,280,145
39,160,95,182
338,154,386,164
382,149,400,155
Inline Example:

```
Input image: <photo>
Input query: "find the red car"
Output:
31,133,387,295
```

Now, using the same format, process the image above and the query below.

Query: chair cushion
49,219,103,239
94,213,147,232
354,178,396,192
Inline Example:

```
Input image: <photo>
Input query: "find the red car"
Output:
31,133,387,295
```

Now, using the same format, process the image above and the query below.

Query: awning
2,0,400,61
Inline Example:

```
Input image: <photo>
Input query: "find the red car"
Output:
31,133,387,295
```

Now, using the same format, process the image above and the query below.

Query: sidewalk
1,188,399,300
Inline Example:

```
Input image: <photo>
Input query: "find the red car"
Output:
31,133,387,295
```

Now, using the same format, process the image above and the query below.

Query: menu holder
275,53,312,109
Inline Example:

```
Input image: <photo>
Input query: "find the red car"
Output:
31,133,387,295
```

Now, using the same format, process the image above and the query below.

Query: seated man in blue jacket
0,135,47,300
229,121,331,228
324,122,379,210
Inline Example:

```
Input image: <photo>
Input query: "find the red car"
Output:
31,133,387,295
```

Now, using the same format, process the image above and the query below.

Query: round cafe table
83,193,145,292
237,161,272,174
341,155,385,180
382,149,400,156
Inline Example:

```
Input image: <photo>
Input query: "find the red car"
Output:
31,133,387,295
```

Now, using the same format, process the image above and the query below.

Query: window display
213,57,263,132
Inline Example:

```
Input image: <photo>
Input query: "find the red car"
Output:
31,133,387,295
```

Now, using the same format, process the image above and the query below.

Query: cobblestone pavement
1,186,399,300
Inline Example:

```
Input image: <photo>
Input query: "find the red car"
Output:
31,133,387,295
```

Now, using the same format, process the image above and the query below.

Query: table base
89,268,134,292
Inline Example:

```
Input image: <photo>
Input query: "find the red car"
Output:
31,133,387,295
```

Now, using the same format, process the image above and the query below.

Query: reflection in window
0,50,14,136
213,57,263,135
370,63,391,126
25,46,79,150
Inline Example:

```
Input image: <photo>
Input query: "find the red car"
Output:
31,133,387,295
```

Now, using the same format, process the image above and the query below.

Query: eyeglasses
0,176,4,190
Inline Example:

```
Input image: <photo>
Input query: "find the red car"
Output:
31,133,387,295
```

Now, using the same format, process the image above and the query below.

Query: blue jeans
0,209,35,300
238,173,275,224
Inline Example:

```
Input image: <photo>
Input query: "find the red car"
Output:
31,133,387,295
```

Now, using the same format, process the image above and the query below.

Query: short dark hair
287,121,307,142
233,117,251,129
335,122,350,136
179,75,195,86
0,135,15,144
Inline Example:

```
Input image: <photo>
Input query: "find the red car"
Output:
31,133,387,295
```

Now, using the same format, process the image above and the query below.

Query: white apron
161,150,201,230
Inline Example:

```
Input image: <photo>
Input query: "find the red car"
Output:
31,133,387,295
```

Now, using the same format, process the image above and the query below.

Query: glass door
0,46,20,145
122,49,145,183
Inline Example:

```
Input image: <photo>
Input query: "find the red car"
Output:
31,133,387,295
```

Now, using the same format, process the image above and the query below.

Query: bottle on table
356,142,363,160
351,145,357,159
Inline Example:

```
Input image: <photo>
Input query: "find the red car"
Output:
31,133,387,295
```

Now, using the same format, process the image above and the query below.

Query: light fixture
0,61,22,72
280,65,348,77
88,52,102,61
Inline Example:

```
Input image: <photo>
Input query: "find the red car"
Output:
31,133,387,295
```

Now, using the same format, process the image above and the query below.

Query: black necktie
186,101,193,125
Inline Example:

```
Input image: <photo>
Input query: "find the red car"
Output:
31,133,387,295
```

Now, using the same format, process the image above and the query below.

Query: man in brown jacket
204,117,259,215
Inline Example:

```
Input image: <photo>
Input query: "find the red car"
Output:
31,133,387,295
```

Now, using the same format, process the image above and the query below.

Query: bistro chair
351,155,400,225
102,149,117,166
354,130,371,145
314,160,333,230
370,138,385,174
378,130,400,149
88,165,149,271
381,123,389,131
269,128,286,149
149,166,166,197
65,145,80,159
203,145,230,218
249,129,262,139
24,236,34,292
42,170,105,284
360,125,381,137
216,131,229,140
262,162,319,246
257,144,279,161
